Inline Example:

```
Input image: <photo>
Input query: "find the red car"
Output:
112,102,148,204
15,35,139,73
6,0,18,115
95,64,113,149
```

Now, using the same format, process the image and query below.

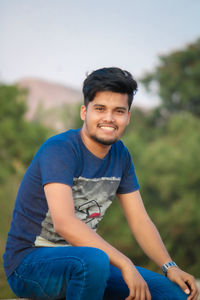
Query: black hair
82,67,138,110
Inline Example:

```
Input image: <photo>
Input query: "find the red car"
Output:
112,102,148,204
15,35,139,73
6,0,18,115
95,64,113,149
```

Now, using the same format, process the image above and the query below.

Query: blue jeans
8,247,187,300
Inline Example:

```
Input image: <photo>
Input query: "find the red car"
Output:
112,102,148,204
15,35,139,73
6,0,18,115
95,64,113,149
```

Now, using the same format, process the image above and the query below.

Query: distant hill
17,77,82,118
17,77,82,130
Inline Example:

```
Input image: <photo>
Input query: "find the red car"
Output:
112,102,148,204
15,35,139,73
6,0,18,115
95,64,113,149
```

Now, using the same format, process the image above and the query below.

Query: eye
116,109,125,114
95,107,104,112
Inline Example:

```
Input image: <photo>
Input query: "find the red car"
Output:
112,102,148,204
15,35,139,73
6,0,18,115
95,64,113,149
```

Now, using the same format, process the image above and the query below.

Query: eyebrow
93,104,128,111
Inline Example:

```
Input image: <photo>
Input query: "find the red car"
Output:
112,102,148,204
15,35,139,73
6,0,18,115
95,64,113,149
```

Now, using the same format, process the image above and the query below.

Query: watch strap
162,261,177,276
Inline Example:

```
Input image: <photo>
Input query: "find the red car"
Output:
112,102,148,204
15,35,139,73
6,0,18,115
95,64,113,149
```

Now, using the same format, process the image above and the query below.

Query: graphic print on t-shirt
34,176,120,247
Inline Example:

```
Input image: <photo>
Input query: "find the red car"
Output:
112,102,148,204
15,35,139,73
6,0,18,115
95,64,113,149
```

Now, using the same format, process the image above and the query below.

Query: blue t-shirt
3,129,139,278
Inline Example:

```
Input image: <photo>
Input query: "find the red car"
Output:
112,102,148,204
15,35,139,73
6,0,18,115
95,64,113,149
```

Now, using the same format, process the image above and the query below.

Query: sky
1,0,200,107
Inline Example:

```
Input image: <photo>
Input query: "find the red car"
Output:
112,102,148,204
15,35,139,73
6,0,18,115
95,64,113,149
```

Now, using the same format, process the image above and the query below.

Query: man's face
80,91,130,146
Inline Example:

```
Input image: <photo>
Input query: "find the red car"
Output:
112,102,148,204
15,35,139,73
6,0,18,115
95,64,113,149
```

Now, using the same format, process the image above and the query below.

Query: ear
80,105,87,121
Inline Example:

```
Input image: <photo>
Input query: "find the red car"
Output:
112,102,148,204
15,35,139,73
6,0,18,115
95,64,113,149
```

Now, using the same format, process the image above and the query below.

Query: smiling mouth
100,126,115,132
98,124,117,131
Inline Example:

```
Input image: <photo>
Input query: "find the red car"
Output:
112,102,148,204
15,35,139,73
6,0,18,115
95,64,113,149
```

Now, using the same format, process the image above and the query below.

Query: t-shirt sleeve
38,140,77,187
117,146,140,194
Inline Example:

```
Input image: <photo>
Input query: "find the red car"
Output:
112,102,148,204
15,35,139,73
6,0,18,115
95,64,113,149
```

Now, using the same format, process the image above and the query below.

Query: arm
44,182,151,300
117,190,199,300
117,190,171,267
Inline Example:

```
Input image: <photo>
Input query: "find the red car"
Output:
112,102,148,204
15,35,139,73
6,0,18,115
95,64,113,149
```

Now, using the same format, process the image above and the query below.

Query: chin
91,135,118,146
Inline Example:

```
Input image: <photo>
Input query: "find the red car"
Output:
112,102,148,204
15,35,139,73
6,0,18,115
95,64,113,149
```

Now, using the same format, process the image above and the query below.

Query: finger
187,291,199,300
141,286,151,300
145,286,151,300
140,285,151,300
134,286,140,300
175,278,191,296
125,288,135,300
185,278,198,299
187,287,199,300
140,287,147,300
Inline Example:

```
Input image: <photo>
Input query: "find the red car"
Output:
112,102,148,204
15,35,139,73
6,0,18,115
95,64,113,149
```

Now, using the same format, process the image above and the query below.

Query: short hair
82,67,138,110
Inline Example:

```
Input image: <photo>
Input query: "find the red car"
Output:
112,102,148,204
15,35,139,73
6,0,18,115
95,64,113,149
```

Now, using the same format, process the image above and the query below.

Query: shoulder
40,129,81,153
32,129,82,164
112,139,130,157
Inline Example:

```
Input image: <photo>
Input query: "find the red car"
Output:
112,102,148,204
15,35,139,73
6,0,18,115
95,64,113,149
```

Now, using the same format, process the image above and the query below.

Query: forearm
118,191,172,268
131,215,172,267
56,215,132,270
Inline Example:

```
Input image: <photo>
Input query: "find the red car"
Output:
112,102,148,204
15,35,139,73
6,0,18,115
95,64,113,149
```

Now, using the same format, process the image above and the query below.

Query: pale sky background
1,0,200,107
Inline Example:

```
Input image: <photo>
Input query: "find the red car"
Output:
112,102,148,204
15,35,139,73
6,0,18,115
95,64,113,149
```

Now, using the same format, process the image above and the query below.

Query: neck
80,129,111,159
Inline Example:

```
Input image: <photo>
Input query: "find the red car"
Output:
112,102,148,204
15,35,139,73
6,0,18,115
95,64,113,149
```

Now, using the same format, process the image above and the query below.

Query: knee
152,282,188,300
70,247,110,291
163,280,188,300
70,247,110,281
85,248,110,279
166,289,188,300
79,247,110,286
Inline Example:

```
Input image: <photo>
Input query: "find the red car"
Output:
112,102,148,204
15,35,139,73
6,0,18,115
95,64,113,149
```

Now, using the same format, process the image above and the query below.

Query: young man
4,67,198,300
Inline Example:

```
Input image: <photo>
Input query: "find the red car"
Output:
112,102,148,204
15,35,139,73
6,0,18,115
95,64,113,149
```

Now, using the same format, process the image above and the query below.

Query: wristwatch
162,261,178,276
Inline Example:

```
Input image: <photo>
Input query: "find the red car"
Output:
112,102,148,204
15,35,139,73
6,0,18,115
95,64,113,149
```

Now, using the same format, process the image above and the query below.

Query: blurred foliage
141,38,200,118
119,111,200,275
0,176,20,297
0,84,51,184
0,84,50,297
1,37,200,296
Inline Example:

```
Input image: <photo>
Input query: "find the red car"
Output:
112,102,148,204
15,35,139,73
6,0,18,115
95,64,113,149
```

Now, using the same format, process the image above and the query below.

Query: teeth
100,126,115,131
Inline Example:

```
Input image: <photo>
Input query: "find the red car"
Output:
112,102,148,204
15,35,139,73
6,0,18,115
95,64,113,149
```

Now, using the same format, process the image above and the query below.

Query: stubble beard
84,120,123,146
90,134,118,146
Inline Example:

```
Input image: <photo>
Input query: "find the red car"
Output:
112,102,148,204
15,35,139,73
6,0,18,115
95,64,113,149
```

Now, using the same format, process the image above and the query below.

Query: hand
167,267,199,300
121,261,151,300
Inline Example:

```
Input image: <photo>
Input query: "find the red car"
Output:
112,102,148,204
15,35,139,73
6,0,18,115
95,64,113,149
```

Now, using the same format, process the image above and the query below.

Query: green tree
0,84,50,183
141,38,200,117
125,112,200,276
0,83,50,297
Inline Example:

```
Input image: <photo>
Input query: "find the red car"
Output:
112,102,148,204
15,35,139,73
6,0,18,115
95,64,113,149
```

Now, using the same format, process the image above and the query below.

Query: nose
102,110,115,122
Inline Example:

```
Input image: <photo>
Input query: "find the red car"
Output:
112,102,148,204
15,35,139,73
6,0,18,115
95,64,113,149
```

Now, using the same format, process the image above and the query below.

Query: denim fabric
104,265,188,300
8,246,187,300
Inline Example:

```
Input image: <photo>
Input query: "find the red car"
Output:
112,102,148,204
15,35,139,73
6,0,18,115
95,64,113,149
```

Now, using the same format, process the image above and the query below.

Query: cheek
85,115,98,127
88,113,100,123
118,117,129,127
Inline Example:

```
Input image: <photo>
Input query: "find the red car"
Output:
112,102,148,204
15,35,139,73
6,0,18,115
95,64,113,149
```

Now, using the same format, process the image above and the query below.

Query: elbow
53,217,70,236
53,215,78,239
54,223,64,236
